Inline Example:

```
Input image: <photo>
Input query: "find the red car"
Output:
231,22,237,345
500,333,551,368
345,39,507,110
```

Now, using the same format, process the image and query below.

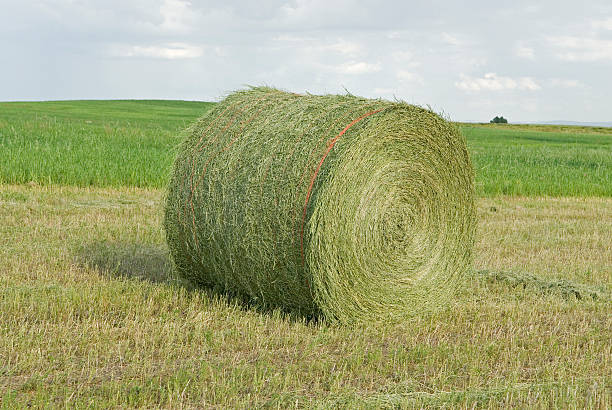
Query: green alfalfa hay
164,87,476,323
473,269,609,301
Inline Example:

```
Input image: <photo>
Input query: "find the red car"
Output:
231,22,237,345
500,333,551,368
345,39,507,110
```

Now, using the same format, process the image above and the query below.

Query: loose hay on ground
164,87,476,323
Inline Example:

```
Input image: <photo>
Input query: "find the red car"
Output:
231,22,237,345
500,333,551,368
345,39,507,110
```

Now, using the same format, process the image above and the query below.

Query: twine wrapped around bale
164,87,475,323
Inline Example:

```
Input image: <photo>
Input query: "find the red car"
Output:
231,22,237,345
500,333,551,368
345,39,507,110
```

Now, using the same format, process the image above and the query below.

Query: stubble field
0,101,610,408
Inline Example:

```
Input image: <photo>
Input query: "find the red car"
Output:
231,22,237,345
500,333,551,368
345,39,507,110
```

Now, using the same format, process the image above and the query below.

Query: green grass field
464,126,612,196
1,101,611,196
1,101,610,408
0,101,212,187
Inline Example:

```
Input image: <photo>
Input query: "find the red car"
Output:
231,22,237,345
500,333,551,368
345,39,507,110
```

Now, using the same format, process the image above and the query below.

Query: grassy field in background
1,100,611,195
0,100,212,187
0,100,210,129
463,125,612,196
1,100,611,407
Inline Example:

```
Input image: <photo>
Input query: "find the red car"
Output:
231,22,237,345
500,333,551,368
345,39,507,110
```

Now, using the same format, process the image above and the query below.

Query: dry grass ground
1,184,610,408
475,196,612,285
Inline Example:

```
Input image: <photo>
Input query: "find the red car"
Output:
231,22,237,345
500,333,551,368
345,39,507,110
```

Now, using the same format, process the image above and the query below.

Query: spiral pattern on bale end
164,87,476,323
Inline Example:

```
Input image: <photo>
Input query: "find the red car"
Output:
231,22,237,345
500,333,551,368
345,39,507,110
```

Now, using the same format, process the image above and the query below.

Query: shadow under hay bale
76,241,172,284
75,241,321,324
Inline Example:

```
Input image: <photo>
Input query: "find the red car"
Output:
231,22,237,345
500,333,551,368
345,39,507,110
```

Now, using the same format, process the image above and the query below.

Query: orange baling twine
300,109,383,263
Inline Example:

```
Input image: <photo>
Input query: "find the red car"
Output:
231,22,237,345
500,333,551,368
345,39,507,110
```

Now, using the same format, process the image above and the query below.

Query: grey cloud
1,0,611,122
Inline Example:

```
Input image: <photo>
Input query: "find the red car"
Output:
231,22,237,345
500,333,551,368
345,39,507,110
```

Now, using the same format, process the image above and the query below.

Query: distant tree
490,116,508,124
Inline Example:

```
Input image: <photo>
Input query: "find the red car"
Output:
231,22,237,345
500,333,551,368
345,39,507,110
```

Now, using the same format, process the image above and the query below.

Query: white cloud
524,5,541,13
3,0,612,121
391,51,420,70
440,32,462,46
396,70,424,84
278,0,370,28
547,78,583,88
273,36,362,57
111,43,203,59
212,46,228,57
272,34,316,43
592,17,612,30
333,61,381,75
323,39,363,57
548,36,612,61
455,73,541,91
515,45,535,59
391,50,413,61
160,0,196,32
373,87,395,95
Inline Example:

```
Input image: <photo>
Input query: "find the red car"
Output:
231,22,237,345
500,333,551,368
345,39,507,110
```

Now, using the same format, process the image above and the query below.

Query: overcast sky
1,0,611,122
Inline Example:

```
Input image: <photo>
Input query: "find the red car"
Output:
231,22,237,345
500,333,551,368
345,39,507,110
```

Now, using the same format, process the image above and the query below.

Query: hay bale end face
164,87,476,323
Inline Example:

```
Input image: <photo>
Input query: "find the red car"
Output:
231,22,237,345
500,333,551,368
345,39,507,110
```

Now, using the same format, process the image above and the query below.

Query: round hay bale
164,87,475,323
